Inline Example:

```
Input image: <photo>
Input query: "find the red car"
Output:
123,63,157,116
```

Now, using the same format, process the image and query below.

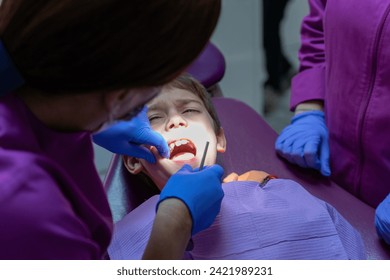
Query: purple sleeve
290,0,327,110
0,163,102,259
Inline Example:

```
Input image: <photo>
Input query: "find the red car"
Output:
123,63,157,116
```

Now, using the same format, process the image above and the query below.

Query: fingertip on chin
160,149,170,159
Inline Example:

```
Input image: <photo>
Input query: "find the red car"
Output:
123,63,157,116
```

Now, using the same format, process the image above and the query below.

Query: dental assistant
0,0,224,259
275,0,390,244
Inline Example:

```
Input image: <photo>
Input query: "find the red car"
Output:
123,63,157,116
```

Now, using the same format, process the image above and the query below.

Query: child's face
123,86,226,190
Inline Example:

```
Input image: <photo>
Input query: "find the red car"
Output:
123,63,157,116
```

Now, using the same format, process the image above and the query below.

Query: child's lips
168,138,197,160
148,144,196,163
170,152,196,162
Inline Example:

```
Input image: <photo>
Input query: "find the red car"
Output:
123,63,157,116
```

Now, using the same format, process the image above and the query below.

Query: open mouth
168,138,197,161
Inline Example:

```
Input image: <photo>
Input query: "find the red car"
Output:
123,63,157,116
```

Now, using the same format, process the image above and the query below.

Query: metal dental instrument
199,141,209,170
185,141,210,252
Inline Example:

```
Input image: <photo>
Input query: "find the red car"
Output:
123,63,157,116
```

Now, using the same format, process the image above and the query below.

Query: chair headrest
186,42,225,88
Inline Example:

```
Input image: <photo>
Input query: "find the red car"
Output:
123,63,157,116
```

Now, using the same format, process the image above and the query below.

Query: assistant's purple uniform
0,95,112,259
291,0,390,207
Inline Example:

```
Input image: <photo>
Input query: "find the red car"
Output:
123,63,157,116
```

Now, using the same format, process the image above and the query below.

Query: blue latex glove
375,194,390,245
275,110,331,176
92,106,169,163
157,164,224,235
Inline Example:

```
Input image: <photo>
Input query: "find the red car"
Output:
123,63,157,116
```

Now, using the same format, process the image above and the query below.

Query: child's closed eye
182,108,200,114
149,114,163,122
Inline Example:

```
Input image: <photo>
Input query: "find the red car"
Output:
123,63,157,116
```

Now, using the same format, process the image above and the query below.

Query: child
108,75,366,260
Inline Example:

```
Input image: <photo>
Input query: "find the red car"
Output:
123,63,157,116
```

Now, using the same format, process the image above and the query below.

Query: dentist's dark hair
0,0,221,93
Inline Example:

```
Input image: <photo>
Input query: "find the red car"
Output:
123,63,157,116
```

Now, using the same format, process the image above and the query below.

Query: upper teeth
170,139,189,150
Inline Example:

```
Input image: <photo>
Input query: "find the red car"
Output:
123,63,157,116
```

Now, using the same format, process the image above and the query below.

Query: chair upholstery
186,42,226,89
104,97,390,260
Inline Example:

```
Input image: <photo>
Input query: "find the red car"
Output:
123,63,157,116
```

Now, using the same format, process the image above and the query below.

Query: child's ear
216,127,227,153
122,156,143,174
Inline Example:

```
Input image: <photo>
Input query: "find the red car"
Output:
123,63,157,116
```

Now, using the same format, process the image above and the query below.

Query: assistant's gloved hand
375,194,390,245
92,106,169,163
275,110,331,176
158,164,224,235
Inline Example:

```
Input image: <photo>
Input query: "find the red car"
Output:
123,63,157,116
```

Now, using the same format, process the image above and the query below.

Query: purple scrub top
0,94,113,259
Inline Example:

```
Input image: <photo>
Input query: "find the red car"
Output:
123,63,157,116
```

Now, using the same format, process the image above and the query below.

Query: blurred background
94,0,309,180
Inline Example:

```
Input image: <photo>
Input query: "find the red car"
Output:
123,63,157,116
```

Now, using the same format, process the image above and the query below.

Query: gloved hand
157,164,224,235
275,110,331,176
375,194,390,245
92,106,169,163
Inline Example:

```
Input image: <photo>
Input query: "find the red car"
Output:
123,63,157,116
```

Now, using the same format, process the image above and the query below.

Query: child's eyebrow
148,98,203,111
174,98,203,107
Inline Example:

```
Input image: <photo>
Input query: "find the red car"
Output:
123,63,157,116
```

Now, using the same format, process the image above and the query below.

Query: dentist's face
92,87,161,133
124,87,225,190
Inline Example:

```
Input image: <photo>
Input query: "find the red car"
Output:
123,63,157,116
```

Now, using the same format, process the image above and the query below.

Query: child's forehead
147,87,205,109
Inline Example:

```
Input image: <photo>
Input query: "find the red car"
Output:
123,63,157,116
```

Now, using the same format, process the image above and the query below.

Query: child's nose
167,114,187,130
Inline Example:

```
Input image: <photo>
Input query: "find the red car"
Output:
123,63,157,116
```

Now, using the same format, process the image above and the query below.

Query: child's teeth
178,139,188,146
170,139,189,149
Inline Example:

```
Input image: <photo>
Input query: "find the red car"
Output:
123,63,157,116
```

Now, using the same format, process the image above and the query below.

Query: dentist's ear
103,89,128,113
123,155,144,174
216,127,227,153
103,88,136,118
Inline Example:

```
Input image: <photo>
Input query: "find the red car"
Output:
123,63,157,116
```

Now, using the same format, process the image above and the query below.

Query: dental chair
185,42,225,97
104,42,390,260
